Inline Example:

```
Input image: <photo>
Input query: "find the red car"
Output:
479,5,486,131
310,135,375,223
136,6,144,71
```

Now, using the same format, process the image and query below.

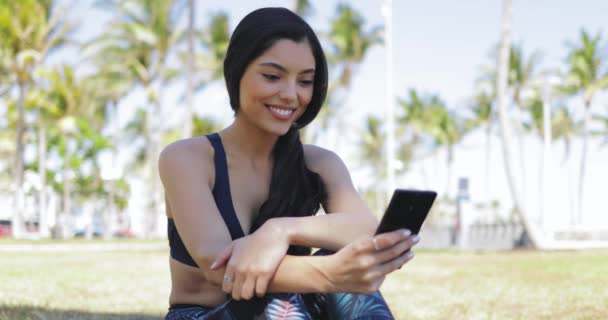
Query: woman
159,7,419,320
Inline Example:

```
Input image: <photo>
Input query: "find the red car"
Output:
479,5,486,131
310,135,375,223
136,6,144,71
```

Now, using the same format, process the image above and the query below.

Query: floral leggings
166,250,394,320
165,291,394,320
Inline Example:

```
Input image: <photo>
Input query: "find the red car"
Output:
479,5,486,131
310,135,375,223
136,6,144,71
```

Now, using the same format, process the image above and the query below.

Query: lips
266,104,295,120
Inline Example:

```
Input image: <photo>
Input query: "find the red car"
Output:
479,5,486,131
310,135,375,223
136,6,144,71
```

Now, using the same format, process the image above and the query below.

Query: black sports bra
167,133,245,267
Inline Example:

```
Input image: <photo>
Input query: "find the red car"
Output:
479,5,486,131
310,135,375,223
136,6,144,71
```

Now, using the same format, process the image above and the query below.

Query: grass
1,242,607,320
0,238,166,245
382,249,608,319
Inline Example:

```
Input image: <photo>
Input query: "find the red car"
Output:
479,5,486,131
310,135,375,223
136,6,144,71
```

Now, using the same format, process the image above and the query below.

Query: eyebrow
259,62,315,74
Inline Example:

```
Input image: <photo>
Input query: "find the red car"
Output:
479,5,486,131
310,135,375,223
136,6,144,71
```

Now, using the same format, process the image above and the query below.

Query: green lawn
1,242,606,319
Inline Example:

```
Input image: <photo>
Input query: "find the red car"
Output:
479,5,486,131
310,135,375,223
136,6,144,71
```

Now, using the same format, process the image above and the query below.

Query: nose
279,80,297,103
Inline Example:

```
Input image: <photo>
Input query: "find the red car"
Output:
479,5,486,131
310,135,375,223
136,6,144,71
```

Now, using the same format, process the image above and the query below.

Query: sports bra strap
207,133,245,240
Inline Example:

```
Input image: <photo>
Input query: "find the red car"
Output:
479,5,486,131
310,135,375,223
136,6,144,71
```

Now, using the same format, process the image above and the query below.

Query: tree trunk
12,81,27,239
181,0,195,139
495,0,542,248
484,123,491,202
515,104,527,209
539,82,552,230
144,105,156,237
445,144,453,196
105,181,115,240
577,102,591,225
145,91,164,237
62,134,72,239
568,153,576,226
38,123,49,238
101,102,118,239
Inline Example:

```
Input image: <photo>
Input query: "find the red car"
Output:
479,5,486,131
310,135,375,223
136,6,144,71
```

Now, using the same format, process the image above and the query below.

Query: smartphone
375,189,437,235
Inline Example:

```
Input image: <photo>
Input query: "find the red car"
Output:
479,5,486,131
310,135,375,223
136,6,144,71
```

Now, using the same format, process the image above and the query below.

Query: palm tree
397,89,437,189
28,64,123,238
551,104,579,224
38,65,108,237
466,83,495,200
177,11,230,141
198,13,230,81
495,0,542,248
397,90,430,140
307,4,382,144
426,99,468,196
0,0,70,238
359,116,386,214
560,30,608,224
522,84,577,227
398,90,467,195
179,10,229,139
508,45,541,207
90,0,182,236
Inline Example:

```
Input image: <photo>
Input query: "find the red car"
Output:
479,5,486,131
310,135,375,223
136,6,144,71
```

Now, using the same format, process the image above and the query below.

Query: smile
266,104,295,120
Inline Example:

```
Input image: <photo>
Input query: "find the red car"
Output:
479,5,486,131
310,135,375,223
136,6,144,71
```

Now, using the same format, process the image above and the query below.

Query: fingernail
210,261,218,269
412,235,420,243
406,251,415,259
373,238,380,251
403,229,411,237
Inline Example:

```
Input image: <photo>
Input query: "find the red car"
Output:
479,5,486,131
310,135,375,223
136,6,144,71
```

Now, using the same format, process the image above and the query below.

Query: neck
220,116,279,162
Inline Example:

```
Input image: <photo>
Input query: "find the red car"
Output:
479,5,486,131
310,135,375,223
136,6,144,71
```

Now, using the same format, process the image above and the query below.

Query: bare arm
280,145,379,251
211,228,416,295
158,139,234,284
159,139,332,291
160,139,416,299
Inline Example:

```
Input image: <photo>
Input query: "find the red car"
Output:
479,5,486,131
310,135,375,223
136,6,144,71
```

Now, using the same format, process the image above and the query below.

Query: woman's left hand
210,219,289,300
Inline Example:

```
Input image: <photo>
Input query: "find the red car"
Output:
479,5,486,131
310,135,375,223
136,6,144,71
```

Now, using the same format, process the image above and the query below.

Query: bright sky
59,0,608,230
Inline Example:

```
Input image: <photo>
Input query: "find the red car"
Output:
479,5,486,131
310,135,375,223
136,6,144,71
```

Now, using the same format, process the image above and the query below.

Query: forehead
255,39,315,71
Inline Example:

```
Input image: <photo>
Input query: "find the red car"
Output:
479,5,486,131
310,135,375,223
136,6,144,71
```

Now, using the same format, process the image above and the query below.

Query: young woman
159,7,419,319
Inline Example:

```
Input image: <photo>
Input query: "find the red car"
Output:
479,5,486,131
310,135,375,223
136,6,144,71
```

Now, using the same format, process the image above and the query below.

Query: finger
255,273,271,298
373,239,411,264
211,242,235,270
240,274,257,300
231,272,244,300
373,229,412,251
374,234,420,264
375,250,415,276
222,269,234,294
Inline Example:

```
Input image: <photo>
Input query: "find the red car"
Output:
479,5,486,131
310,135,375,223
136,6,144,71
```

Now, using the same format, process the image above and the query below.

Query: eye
262,74,280,81
299,80,314,87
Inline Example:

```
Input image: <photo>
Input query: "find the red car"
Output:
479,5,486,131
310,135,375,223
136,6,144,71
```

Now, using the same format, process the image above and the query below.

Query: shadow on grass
0,306,164,320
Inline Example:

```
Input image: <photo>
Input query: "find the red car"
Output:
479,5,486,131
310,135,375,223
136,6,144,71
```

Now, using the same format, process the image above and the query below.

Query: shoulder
158,136,214,180
303,144,350,180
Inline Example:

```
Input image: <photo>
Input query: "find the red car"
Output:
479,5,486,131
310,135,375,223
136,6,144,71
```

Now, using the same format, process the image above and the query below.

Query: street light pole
382,0,396,202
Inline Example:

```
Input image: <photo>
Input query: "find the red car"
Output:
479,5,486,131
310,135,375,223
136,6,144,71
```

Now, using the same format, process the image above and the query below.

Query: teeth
269,106,294,116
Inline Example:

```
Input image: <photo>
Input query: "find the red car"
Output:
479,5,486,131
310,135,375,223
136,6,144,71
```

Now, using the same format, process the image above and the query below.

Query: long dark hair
223,6,328,239
223,7,329,316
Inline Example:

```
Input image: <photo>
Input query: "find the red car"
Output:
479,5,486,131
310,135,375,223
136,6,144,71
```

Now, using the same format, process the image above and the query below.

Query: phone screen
375,189,437,235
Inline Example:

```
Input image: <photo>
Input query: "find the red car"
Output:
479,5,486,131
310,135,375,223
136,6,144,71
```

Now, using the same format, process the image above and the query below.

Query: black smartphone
375,189,437,235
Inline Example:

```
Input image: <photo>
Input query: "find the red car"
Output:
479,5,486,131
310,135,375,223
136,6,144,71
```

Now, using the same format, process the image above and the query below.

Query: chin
267,123,293,136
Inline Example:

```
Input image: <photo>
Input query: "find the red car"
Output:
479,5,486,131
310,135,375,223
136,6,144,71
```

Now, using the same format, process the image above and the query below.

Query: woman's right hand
320,228,419,294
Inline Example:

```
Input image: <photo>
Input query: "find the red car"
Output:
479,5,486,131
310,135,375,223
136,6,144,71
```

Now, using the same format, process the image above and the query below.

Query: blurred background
1,0,607,319
2,0,607,249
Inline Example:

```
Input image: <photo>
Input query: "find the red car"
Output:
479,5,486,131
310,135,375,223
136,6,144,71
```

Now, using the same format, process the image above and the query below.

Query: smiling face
237,38,316,136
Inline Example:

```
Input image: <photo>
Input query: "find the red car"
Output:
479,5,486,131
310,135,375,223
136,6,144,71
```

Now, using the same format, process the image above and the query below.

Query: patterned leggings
165,291,394,320
166,250,394,319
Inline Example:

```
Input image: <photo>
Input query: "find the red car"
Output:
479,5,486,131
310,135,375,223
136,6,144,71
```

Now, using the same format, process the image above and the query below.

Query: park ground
0,240,606,319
